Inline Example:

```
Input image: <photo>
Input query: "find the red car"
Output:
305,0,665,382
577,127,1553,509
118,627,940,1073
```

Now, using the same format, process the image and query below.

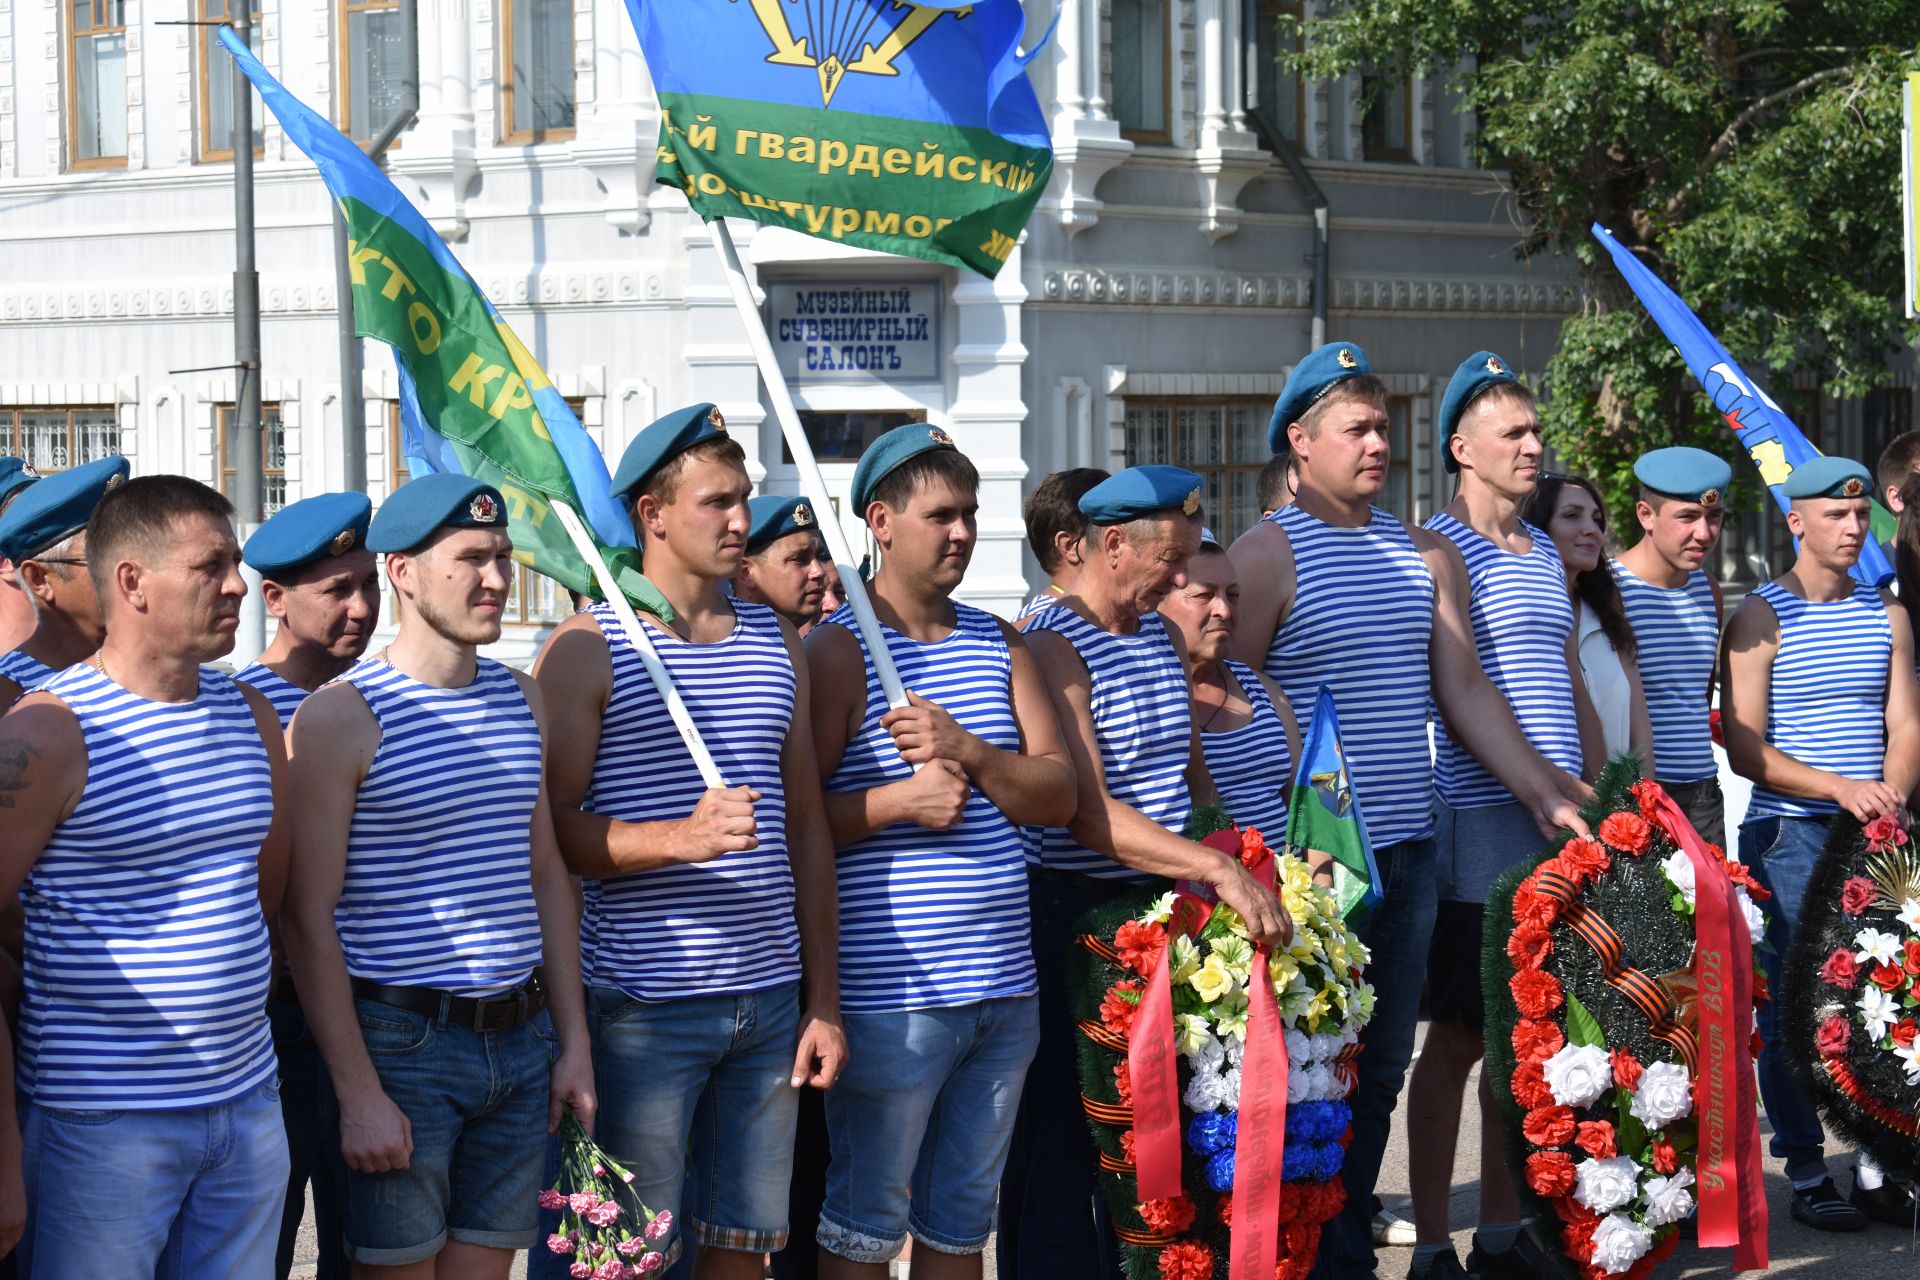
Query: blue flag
1593,223,1896,588
1284,687,1381,919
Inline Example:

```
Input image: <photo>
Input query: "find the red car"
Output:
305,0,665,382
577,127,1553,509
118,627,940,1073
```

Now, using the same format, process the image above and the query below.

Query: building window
198,0,265,162
1123,399,1269,544
0,407,120,472
340,0,408,145
501,0,576,143
68,0,128,169
1111,0,1169,142
1361,69,1412,161
1383,395,1413,520
217,403,288,514
1252,0,1304,151
787,409,927,463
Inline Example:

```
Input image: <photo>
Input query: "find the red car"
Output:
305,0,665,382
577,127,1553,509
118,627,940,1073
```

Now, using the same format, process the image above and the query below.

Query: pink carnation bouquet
539,1106,673,1279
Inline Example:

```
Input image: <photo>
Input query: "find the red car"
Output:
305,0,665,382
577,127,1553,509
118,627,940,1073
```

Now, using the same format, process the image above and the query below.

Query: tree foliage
1288,1,1920,520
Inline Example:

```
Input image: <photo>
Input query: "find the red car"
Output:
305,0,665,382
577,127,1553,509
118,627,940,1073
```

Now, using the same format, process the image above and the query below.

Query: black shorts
1426,900,1487,1031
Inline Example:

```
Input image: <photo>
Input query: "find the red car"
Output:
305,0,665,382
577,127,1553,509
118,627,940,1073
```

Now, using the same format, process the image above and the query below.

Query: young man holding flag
532,405,846,1277
804,424,1072,1277
1230,342,1590,1280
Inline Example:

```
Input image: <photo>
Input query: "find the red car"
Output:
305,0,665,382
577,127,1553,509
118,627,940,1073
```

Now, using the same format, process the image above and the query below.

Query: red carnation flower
1512,1018,1565,1065
1842,876,1879,916
1239,827,1273,870
1526,1149,1576,1198
1559,836,1611,882
1121,1129,1138,1163
1650,1135,1678,1175
1510,968,1565,1019
1610,1048,1642,1091
1597,811,1653,855
1157,1241,1213,1280
1522,1104,1576,1148
1114,921,1168,978
1511,1059,1553,1109
1113,1061,1133,1105
1507,925,1553,971
1139,1195,1197,1235
1820,947,1862,990
1575,1120,1618,1160
1099,980,1144,1037
1870,962,1906,994
1867,814,1908,853
1217,1191,1234,1227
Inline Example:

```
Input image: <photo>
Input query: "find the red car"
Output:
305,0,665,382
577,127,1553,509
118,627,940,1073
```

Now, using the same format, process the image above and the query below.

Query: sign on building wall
766,281,942,382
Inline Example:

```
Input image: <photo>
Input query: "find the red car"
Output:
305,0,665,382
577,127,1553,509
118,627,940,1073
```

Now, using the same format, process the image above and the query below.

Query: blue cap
1438,351,1523,474
367,473,508,553
611,403,729,503
1199,526,1225,553
1783,455,1872,501
850,423,960,516
0,455,130,562
1634,446,1733,507
0,456,37,511
243,491,374,578
1078,465,1205,525
747,495,823,555
1268,342,1372,452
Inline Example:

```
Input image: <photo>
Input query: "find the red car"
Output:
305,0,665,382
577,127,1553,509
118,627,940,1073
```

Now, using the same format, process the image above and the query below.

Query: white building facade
0,0,1604,662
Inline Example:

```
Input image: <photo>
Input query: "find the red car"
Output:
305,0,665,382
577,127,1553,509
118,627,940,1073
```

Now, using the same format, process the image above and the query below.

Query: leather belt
351,975,546,1033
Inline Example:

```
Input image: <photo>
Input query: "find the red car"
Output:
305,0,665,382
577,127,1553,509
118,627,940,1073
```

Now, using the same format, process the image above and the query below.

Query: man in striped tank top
1016,466,1107,626
283,474,594,1279
1723,455,1920,1231
0,456,126,716
1002,465,1290,1279
233,490,379,1280
534,404,846,1278
1230,342,1591,1280
805,425,1074,1277
1612,447,1733,847
0,457,37,655
1409,354,1603,1280
735,494,829,631
0,475,292,1276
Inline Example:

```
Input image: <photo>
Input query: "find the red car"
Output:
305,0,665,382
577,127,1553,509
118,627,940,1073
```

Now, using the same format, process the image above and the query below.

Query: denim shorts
334,998,557,1266
589,981,802,1257
820,996,1040,1262
1433,796,1548,904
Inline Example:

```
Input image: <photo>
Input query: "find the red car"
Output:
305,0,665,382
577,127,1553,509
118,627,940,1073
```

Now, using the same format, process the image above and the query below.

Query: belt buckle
473,989,525,1034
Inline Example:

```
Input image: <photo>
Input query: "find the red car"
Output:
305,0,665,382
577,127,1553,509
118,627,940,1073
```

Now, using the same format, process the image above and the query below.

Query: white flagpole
707,218,911,713
551,499,726,790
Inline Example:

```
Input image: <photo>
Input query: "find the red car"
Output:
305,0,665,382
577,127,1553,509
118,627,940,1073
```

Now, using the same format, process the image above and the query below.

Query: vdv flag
1284,687,1381,921
626,0,1053,278
215,26,645,606
1593,223,1896,588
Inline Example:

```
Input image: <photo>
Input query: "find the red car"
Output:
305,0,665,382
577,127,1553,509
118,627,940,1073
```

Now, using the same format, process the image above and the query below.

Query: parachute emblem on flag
744,0,968,107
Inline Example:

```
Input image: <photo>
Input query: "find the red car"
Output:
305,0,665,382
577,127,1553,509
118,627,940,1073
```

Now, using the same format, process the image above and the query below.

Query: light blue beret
243,491,374,578
611,403,729,503
367,473,507,554
1199,526,1225,553
0,456,36,511
0,455,129,562
1438,351,1522,474
1634,447,1733,507
850,423,960,516
746,495,822,555
1078,465,1205,525
1783,455,1871,501
1268,342,1372,453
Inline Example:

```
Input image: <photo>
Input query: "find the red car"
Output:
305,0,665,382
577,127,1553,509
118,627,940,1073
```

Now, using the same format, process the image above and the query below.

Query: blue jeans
19,1076,289,1279
820,997,1040,1261
1741,813,1836,1184
269,995,346,1280
1314,835,1439,1280
334,1000,557,1266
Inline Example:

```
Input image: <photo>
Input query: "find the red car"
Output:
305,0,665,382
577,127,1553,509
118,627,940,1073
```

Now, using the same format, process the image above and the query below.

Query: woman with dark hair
1522,474,1655,768
1895,472,1920,665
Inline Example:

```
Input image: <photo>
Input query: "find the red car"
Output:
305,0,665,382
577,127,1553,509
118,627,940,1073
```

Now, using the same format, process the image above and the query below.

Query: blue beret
1633,446,1733,507
850,423,960,515
746,495,823,555
367,473,508,553
243,491,374,578
1078,465,1205,525
1438,351,1522,474
1783,455,1872,501
0,456,36,511
0,455,130,562
1268,342,1372,452
611,403,729,502
1199,526,1225,553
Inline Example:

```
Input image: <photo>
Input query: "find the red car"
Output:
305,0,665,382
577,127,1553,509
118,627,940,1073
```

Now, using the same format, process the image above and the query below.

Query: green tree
1288,2,1920,522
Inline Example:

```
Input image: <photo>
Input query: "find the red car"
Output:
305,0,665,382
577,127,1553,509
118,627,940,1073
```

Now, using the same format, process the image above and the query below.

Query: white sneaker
1372,1197,1417,1247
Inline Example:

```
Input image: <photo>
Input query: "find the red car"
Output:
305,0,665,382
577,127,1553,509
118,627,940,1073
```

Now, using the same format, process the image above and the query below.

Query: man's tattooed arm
0,738,37,811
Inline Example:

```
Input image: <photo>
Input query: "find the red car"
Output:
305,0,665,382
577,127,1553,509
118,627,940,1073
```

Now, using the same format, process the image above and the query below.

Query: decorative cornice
1034,267,1579,316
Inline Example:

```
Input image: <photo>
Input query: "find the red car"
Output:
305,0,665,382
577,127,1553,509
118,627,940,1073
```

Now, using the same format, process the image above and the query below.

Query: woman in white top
1523,474,1655,772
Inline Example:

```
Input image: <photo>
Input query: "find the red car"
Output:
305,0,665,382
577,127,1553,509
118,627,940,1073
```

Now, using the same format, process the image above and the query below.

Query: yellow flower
1211,935,1253,974
1174,1012,1213,1055
1141,892,1177,926
1303,987,1332,1032
1168,935,1201,986
1214,1003,1250,1040
1188,954,1237,1005
1268,951,1301,990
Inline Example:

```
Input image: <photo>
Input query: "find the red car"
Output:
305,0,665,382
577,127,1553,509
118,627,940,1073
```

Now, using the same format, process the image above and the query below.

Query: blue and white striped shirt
336,657,545,995
1028,606,1191,881
1264,506,1436,847
1425,514,1582,808
1746,581,1892,819
20,665,277,1110
1200,660,1293,843
581,601,802,1000
233,660,309,730
1611,563,1720,784
0,648,55,696
1017,589,1063,621
823,603,1036,1012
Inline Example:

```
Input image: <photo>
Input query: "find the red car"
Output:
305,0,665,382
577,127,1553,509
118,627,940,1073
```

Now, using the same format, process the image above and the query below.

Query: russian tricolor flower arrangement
1070,810,1375,1280
1484,763,1769,1280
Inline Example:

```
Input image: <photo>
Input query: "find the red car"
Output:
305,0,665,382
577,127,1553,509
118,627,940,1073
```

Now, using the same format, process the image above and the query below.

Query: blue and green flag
215,26,646,606
1593,223,1896,588
1285,687,1381,920
625,0,1053,278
